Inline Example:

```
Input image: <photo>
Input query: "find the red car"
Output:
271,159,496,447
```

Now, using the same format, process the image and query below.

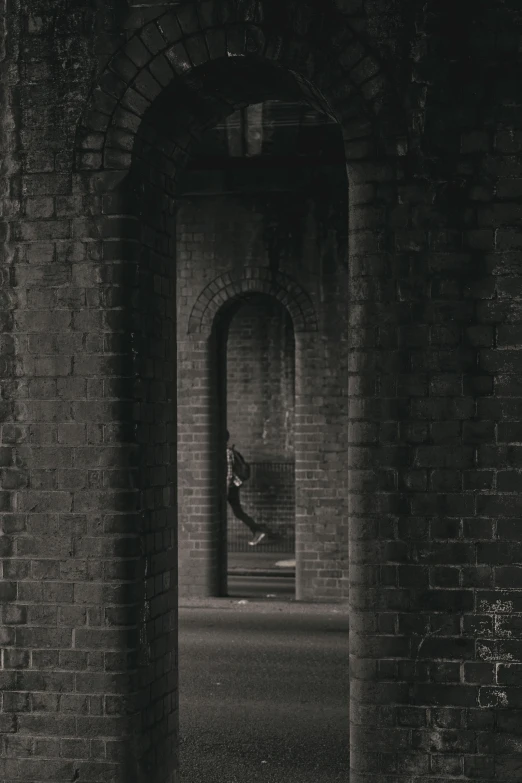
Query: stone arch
188,268,318,335
74,0,399,172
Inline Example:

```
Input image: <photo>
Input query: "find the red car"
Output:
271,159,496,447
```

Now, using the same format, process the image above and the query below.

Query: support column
348,163,521,780
177,334,225,597
295,331,349,602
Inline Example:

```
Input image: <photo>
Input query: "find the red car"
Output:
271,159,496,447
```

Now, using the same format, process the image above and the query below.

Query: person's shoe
248,531,266,547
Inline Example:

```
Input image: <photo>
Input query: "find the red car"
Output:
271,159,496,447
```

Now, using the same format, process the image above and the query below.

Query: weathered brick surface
177,334,225,597
347,4,522,781
2,2,178,780
1,0,521,781
227,297,295,461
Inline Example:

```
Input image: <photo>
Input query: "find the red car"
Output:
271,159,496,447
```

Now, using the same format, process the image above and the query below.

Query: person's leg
227,485,260,535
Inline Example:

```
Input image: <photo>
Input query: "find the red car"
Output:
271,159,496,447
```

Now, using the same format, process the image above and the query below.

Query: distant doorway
176,92,348,602
220,294,296,596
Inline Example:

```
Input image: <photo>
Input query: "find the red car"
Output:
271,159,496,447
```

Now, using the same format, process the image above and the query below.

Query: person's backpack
231,446,251,482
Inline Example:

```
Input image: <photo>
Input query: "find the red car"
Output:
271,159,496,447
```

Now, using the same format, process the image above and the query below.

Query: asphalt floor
178,595,349,782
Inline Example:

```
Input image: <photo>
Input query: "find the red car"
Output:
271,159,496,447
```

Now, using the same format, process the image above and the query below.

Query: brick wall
2,1,521,782
226,295,295,461
226,297,296,551
0,3,179,779
177,333,225,597
1,5,161,783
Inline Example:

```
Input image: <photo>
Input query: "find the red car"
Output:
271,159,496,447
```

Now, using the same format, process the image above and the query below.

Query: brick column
295,331,349,601
348,154,522,779
177,333,226,597
1,144,178,781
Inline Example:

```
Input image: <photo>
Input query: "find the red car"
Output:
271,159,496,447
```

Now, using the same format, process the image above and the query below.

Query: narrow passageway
4,2,519,781
178,605,349,783
177,94,349,602
225,295,296,563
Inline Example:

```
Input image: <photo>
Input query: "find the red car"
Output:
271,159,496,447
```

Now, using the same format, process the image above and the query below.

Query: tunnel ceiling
187,99,344,166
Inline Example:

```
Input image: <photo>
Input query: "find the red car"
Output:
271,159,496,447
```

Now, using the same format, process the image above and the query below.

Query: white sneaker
248,532,266,547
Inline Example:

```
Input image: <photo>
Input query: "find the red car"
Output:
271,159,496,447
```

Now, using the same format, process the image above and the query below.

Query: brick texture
177,334,225,597
226,298,295,552
227,297,295,462
0,0,521,782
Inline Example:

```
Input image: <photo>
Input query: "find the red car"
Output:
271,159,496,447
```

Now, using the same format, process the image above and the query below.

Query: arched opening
221,293,297,597
226,294,296,556
71,7,391,778
176,94,348,602
9,1,515,781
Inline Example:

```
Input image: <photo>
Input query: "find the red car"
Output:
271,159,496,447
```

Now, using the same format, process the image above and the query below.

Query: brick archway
66,3,402,782
74,1,394,172
3,0,520,781
68,7,398,782
187,268,318,335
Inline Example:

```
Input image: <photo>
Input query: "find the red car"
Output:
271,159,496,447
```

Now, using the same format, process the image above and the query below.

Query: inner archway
175,93,349,603
226,294,296,556
5,0,511,780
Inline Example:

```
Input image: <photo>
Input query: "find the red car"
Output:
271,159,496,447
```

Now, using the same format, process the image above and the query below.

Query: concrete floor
227,573,295,600
227,550,295,576
178,597,349,782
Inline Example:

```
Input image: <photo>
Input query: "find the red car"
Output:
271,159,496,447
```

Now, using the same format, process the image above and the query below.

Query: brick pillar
295,331,348,601
348,156,522,779
177,333,225,597
295,331,320,600
1,145,178,781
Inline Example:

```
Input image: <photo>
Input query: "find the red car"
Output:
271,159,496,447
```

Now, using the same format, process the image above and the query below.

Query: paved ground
178,600,349,783
227,550,295,577
227,573,295,600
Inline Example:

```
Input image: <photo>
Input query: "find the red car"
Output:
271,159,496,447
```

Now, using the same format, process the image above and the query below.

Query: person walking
226,431,267,546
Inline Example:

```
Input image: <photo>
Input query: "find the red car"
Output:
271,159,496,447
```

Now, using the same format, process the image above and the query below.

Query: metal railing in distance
227,461,295,553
